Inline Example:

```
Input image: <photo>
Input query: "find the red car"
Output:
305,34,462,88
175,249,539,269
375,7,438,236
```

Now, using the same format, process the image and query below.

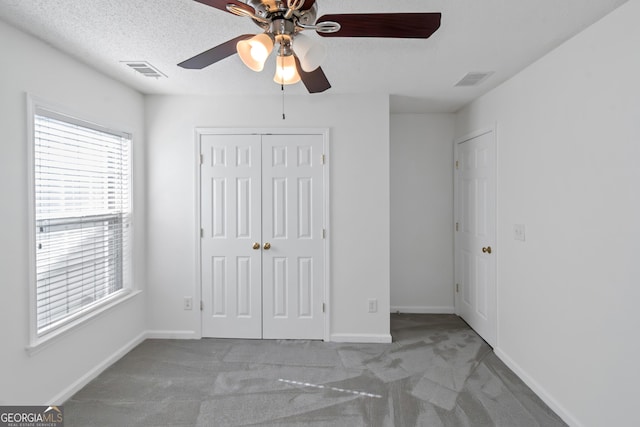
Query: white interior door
201,134,262,338
261,134,325,339
200,132,325,340
455,129,497,346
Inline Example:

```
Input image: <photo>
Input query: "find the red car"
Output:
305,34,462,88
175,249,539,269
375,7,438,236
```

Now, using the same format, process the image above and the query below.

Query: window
31,105,132,338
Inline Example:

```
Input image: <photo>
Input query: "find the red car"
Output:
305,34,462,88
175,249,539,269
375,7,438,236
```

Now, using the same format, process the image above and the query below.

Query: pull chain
281,84,286,120
278,46,286,120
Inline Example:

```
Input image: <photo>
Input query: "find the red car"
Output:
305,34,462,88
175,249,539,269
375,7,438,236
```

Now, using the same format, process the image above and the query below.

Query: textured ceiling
0,0,628,112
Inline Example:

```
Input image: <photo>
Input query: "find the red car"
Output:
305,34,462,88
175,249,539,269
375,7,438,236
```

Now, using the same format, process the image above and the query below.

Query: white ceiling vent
122,61,167,78
455,72,494,87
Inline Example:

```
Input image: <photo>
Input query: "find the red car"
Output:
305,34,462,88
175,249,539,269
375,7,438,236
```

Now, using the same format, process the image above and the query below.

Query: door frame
453,124,498,347
194,127,331,341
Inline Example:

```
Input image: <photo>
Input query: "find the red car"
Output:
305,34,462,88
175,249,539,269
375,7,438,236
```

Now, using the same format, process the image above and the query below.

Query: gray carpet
65,314,566,426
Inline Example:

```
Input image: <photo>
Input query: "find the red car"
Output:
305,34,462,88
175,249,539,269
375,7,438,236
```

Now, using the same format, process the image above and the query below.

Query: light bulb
237,33,274,72
250,43,269,63
293,33,326,72
273,54,301,85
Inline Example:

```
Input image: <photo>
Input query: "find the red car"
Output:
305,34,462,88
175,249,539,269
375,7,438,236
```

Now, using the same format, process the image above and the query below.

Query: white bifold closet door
200,133,325,340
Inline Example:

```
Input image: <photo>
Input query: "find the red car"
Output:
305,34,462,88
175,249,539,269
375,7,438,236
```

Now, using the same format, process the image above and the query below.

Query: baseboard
330,333,392,343
494,348,582,427
145,330,200,339
52,331,146,405
390,306,455,314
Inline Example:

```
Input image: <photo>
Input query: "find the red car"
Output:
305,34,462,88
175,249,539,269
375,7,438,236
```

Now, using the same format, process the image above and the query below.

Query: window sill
26,289,142,357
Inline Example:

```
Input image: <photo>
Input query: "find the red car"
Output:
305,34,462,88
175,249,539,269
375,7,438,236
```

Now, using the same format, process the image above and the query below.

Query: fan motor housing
271,18,296,36
246,0,318,30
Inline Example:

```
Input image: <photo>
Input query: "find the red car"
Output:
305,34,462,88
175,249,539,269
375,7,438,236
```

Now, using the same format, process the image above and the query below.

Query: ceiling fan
178,0,442,93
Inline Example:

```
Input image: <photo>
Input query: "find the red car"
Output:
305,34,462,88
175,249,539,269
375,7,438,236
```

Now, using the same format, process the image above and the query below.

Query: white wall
455,2,640,425
390,114,455,313
0,20,147,404
145,94,391,342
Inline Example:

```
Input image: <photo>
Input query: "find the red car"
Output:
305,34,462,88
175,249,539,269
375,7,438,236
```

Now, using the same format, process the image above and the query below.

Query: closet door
200,134,262,338
261,134,325,339
200,132,326,340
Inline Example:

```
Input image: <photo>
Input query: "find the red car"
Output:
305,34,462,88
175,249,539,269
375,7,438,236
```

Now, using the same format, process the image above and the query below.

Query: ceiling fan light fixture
179,2,442,94
273,54,301,85
237,33,274,72
293,33,326,72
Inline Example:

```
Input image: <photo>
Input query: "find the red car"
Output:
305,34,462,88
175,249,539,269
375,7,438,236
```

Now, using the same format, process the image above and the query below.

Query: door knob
263,242,271,250
252,242,260,250
482,246,492,254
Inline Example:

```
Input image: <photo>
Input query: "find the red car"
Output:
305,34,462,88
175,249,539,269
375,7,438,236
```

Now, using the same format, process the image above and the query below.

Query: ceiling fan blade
178,34,253,69
301,0,316,10
295,57,331,93
193,0,255,15
316,13,441,39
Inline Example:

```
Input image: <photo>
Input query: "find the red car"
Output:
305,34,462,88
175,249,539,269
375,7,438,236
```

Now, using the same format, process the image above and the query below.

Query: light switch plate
514,224,526,241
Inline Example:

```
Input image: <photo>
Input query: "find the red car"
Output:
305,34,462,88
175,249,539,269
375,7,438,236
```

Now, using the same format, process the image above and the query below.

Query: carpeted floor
64,314,566,426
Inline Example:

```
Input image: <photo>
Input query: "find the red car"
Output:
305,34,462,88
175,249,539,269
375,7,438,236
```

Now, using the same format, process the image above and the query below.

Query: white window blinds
33,108,132,336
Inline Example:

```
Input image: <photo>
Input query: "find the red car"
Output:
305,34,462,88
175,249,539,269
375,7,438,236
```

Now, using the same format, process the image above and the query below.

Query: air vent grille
455,72,494,87
122,61,166,79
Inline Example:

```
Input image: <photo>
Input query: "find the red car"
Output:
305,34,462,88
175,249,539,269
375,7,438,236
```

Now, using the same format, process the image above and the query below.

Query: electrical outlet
514,224,526,241
368,298,378,313
184,297,193,311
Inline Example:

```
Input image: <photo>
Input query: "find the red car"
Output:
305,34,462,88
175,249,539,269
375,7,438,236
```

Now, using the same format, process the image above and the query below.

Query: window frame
26,95,137,352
